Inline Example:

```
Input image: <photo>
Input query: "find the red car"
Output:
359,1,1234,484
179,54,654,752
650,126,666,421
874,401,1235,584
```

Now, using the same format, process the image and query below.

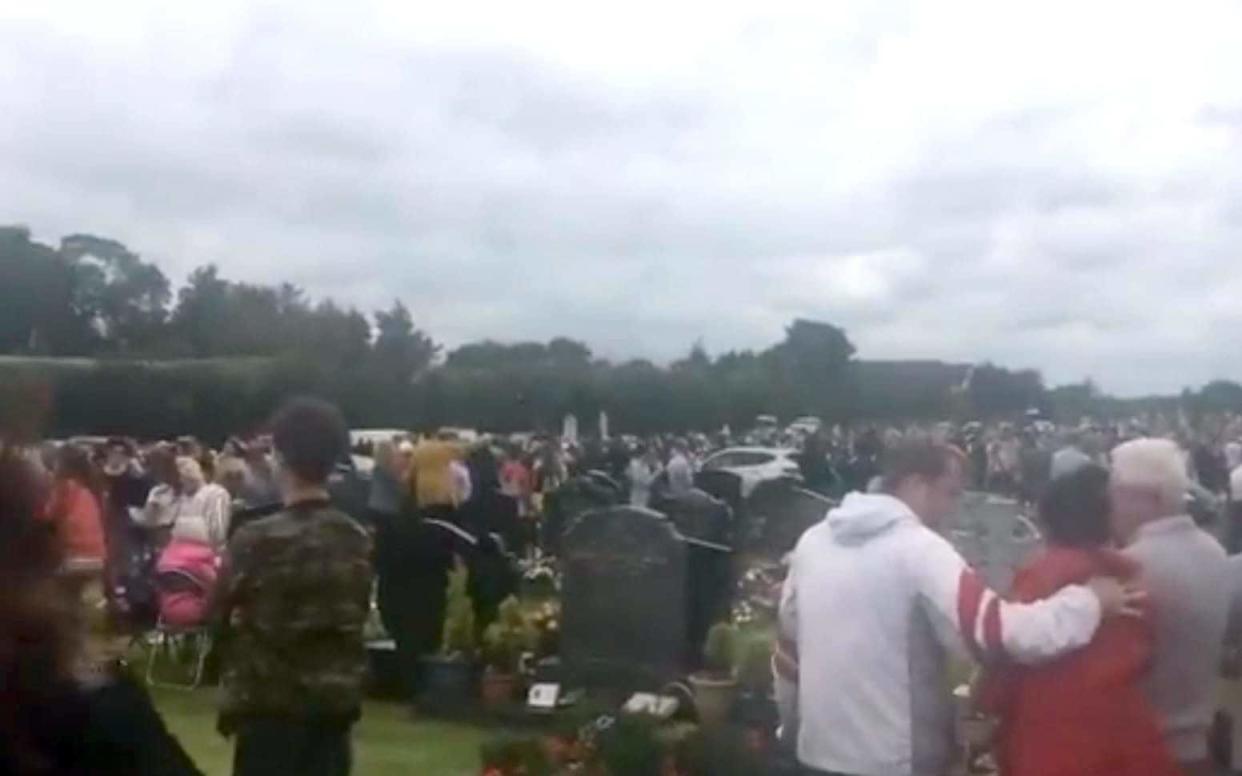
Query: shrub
734,629,774,696
701,622,739,678
441,564,476,658
482,596,537,673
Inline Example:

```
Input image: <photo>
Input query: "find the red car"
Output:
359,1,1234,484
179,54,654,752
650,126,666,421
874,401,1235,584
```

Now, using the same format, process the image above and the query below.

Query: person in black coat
460,446,520,635
100,438,154,627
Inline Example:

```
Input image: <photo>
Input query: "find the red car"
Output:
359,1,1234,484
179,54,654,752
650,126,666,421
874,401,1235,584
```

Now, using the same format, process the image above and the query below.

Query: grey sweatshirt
1124,515,1230,763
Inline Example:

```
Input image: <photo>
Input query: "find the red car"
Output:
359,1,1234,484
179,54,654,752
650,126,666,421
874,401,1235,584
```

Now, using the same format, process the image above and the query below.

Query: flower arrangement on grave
480,596,538,707
730,562,784,627
442,563,477,658
479,734,553,776
478,712,772,776
518,553,561,599
523,598,560,658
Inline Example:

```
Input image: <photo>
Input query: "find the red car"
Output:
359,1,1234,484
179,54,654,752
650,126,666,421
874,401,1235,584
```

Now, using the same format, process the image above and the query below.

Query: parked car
786,416,823,436
700,446,801,497
349,428,408,449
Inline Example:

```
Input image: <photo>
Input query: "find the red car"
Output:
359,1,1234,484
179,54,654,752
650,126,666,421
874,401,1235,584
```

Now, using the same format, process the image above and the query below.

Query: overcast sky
3,0,1242,395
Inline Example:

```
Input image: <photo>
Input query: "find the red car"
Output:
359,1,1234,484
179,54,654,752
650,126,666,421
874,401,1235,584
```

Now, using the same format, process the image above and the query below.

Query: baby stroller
146,517,219,689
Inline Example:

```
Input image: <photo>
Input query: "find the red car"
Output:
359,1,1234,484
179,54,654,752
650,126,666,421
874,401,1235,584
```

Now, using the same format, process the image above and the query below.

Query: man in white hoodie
776,438,1138,776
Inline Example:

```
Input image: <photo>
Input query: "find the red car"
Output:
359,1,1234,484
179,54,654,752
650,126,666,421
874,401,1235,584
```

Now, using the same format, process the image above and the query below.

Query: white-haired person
175,456,233,553
1111,438,1230,776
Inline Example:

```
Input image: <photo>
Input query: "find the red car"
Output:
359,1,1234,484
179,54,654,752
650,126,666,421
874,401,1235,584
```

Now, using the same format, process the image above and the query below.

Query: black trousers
374,512,451,698
232,717,352,776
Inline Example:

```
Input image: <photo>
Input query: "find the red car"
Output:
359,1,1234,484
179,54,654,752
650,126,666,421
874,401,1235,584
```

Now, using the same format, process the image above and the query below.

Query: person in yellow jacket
407,433,464,515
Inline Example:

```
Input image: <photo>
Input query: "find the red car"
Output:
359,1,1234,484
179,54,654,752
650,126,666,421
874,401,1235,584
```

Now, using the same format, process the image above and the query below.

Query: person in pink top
46,445,106,566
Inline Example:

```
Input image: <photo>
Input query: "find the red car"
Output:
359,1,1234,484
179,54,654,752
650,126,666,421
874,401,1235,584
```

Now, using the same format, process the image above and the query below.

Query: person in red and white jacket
775,438,1140,776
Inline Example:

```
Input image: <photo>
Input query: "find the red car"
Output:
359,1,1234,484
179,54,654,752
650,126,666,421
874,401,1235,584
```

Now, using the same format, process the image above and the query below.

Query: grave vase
420,655,476,705
479,668,520,709
689,673,738,726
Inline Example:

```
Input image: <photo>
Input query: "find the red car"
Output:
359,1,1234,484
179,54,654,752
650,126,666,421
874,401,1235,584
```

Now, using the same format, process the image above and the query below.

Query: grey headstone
694,469,744,520
745,478,834,557
651,488,732,547
561,506,688,690
948,492,1041,594
543,475,623,554
649,489,734,666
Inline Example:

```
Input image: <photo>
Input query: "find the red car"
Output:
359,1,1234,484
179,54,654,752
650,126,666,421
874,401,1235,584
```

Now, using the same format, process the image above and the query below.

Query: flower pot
480,669,520,709
689,673,738,726
419,655,476,705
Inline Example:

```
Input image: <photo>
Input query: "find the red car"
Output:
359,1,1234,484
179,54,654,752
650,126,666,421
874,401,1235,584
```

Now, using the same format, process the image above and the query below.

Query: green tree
764,318,857,420
1,226,76,353
372,300,439,383
1195,380,1242,413
170,265,230,356
59,234,171,354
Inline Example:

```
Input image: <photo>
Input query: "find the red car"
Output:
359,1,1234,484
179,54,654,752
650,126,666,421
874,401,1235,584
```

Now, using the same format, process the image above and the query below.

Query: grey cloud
249,115,399,165
3,4,1242,395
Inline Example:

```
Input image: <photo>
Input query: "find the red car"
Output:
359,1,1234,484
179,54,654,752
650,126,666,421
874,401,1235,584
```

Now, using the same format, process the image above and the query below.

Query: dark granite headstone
561,506,688,690
543,475,624,554
651,488,732,547
649,489,734,664
744,478,833,557
694,470,744,522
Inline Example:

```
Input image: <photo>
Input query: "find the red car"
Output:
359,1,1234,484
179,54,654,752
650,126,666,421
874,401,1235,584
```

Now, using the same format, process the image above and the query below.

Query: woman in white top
174,457,232,553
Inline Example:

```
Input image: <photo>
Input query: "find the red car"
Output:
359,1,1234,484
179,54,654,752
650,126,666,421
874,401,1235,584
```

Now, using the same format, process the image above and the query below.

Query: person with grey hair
1050,430,1092,480
176,457,232,553
1111,438,1230,776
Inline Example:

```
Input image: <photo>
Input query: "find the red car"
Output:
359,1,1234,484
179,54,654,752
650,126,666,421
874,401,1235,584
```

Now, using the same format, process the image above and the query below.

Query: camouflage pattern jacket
216,499,373,731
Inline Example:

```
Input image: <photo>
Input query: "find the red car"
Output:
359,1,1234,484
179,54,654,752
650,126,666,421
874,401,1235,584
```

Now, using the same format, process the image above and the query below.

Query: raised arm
907,530,1104,664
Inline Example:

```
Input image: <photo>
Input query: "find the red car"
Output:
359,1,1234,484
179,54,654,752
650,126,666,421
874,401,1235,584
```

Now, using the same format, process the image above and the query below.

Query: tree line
3,226,1240,439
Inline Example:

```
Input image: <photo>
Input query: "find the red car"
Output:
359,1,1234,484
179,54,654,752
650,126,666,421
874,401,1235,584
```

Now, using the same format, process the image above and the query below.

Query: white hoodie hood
825,492,917,546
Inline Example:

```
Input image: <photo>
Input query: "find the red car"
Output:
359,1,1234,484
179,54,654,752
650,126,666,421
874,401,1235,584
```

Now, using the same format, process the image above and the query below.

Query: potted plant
732,628,779,759
480,596,537,709
688,622,740,726
734,628,774,700
420,564,476,704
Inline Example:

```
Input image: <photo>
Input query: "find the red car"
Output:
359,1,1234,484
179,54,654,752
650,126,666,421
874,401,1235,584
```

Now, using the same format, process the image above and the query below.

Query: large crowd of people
5,401,1242,774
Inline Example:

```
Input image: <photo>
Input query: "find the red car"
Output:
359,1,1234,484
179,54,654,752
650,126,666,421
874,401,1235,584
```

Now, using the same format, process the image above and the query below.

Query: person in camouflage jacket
214,398,374,776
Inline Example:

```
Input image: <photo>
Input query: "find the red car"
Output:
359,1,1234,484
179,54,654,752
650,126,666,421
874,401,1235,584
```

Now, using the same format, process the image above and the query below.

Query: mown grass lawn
152,687,492,776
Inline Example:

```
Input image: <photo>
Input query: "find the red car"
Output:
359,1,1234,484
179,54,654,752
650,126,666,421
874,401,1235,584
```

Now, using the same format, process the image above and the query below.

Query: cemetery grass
151,687,491,776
